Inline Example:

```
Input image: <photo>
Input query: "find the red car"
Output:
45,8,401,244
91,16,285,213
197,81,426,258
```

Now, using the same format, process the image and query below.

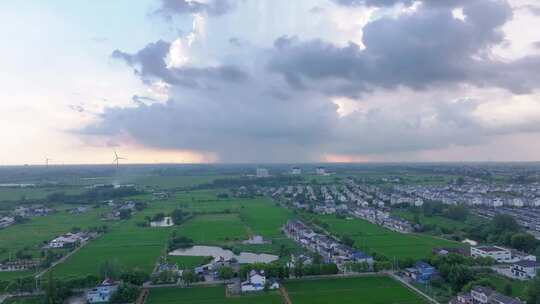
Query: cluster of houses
0,259,39,272
471,246,539,280
68,206,89,214
350,206,413,233
394,182,540,208
47,232,90,248
101,201,137,220
13,205,55,217
283,220,373,269
473,207,540,233
450,286,524,304
0,216,15,229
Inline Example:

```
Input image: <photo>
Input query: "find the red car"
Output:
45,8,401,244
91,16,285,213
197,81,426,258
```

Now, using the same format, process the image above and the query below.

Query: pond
169,245,278,264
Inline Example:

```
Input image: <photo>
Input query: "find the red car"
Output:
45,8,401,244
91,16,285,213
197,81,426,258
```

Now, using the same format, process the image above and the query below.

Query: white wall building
471,246,511,263
241,270,278,292
511,260,539,280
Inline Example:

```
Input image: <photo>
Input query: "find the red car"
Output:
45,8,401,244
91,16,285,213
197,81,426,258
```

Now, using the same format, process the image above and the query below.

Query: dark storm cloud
79,0,540,162
156,0,238,17
332,0,411,7
112,40,248,89
332,0,479,8
269,0,540,95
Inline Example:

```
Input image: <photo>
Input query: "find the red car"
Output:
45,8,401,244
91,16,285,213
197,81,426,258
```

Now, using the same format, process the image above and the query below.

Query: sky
2,0,540,165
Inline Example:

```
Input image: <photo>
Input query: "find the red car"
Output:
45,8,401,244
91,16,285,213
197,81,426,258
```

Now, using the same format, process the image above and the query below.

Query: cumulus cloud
156,0,239,18
268,0,540,95
112,40,248,89
78,0,540,162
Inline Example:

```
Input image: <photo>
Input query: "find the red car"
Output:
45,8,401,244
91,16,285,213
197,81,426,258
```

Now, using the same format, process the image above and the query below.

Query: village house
404,261,437,284
450,286,524,303
86,279,119,303
283,220,373,269
0,260,39,272
471,246,512,263
48,232,88,248
241,270,279,292
511,260,539,280
0,216,15,229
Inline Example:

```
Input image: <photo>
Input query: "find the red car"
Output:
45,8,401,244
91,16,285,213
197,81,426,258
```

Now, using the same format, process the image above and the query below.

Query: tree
182,270,196,286
152,213,165,222
293,261,304,278
119,209,131,220
111,283,139,303
448,265,474,292
492,214,520,234
526,273,540,304
278,244,290,258
171,209,186,225
503,282,512,296
445,205,469,221
342,235,354,247
99,260,121,280
218,266,234,280
511,233,538,253
168,236,194,250
120,269,149,286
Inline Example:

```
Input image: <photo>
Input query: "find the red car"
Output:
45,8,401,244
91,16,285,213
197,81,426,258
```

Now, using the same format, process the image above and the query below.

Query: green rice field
284,276,429,304
146,286,282,304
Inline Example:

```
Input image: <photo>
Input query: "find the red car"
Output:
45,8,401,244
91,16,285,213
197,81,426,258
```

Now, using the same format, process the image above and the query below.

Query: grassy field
177,214,248,245
284,276,429,304
0,187,86,202
51,191,294,278
3,296,43,304
485,274,529,299
146,286,282,304
52,221,172,279
0,207,110,260
304,214,462,259
167,256,212,269
0,271,35,281
130,175,236,189
392,210,486,232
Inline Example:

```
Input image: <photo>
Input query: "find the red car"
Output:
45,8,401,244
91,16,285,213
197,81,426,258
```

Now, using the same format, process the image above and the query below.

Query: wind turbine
113,150,126,170
45,157,52,169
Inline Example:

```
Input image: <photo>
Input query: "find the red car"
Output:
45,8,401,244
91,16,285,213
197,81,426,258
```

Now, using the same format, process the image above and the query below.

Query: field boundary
279,286,292,304
390,273,440,304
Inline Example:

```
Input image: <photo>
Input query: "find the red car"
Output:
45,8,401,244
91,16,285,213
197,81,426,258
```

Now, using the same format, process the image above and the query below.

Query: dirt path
390,273,440,304
136,288,149,304
279,286,292,304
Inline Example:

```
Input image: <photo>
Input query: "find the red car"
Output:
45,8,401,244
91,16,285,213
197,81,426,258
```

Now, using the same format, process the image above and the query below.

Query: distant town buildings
256,168,270,178
291,167,302,175
315,167,326,175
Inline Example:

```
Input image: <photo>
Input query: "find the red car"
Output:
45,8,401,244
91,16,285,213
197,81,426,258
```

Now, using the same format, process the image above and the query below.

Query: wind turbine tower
113,150,126,170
